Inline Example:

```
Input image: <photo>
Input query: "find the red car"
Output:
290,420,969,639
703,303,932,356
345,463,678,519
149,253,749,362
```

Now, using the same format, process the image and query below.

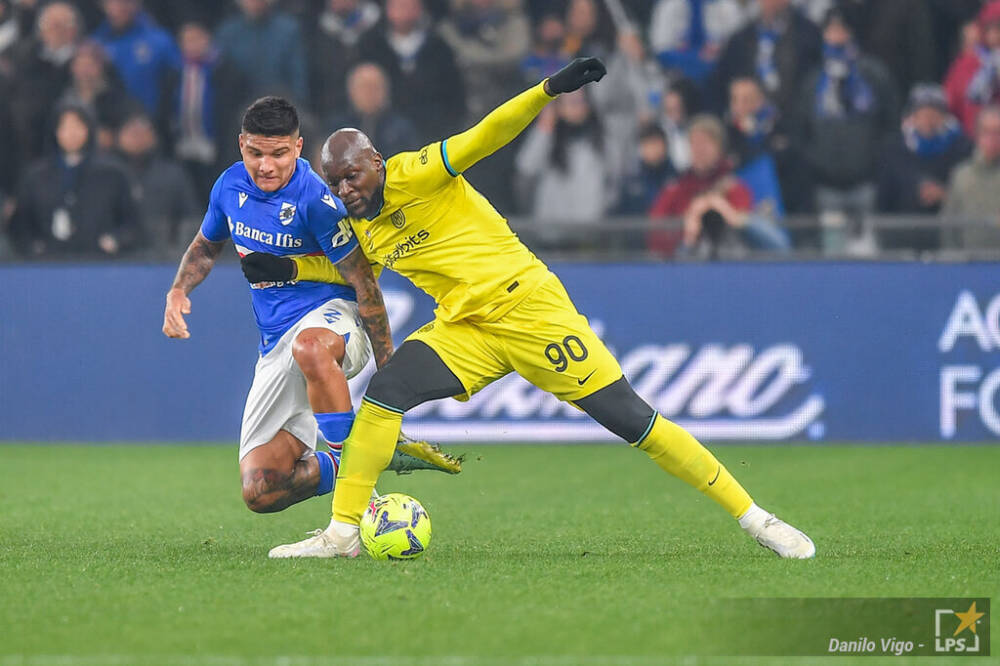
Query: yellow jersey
349,142,551,322
296,82,558,322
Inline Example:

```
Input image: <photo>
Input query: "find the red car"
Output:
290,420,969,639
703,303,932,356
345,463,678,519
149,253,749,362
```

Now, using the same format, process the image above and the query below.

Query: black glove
241,252,295,283
545,57,607,95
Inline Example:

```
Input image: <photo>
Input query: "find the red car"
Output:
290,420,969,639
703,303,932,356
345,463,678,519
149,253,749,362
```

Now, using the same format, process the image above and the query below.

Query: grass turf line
0,444,996,665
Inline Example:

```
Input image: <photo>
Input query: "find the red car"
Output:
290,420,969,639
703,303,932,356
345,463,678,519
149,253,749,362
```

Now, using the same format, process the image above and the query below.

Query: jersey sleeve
388,142,453,197
441,81,554,174
199,172,230,242
303,191,358,264
391,82,555,196
294,254,383,283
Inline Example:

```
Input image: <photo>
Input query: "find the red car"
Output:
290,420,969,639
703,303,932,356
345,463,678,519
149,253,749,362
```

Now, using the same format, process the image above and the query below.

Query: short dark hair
638,122,666,143
241,96,299,137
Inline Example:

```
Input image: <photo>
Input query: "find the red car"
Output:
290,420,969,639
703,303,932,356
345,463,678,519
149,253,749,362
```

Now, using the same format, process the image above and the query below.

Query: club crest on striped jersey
279,202,297,225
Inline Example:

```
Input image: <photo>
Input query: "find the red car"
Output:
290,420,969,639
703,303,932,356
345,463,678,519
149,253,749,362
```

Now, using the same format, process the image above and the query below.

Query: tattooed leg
240,430,320,513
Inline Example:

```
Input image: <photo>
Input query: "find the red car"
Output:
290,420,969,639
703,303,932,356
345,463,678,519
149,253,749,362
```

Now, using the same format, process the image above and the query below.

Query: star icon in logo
953,601,985,636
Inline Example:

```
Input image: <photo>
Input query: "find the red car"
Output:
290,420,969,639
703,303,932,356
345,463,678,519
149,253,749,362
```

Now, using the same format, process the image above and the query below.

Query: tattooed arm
162,231,227,339
333,245,393,368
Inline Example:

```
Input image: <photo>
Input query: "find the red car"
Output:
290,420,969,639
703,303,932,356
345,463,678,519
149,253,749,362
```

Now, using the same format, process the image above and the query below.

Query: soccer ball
360,493,432,560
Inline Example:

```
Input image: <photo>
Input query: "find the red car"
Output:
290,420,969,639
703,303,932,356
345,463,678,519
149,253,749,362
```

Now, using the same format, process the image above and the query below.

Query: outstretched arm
443,57,607,174
163,231,227,339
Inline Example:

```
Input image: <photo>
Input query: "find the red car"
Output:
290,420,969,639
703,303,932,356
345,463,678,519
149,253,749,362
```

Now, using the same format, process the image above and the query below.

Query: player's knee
576,377,655,443
241,469,289,513
242,488,275,513
365,366,418,412
292,330,345,379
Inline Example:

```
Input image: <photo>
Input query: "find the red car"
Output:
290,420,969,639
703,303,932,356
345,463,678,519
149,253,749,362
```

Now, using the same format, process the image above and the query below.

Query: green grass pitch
1,443,997,666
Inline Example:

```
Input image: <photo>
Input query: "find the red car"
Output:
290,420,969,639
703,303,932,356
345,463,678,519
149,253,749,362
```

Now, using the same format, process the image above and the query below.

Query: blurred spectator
789,0,833,25
520,11,569,83
648,0,746,84
92,0,180,119
142,0,227,35
437,0,530,213
795,9,898,255
438,0,530,123
618,0,656,27
712,0,822,117
617,122,675,215
657,76,702,172
836,0,936,99
878,84,972,215
0,0,20,74
59,41,140,152
941,105,1000,248
173,20,249,201
515,90,608,228
962,4,1000,129
591,27,665,192
116,111,198,252
357,0,465,139
726,76,785,218
9,0,40,38
308,0,380,118
562,0,614,59
648,114,788,258
8,1,81,167
927,0,982,80
0,79,16,234
216,0,309,104
328,62,420,158
9,104,141,258
945,17,986,137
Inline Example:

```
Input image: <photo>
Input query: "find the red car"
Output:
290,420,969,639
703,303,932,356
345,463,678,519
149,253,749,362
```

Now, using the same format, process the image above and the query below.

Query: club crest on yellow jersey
391,209,406,229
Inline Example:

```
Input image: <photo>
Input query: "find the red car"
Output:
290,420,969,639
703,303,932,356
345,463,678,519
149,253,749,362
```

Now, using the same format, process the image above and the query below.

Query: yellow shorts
406,275,624,403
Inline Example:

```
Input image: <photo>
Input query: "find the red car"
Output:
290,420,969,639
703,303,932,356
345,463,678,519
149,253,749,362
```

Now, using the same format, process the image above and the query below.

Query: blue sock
315,410,355,467
314,450,336,496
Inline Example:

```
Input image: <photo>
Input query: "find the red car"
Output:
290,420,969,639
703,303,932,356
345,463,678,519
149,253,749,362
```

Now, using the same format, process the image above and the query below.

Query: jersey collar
365,171,388,220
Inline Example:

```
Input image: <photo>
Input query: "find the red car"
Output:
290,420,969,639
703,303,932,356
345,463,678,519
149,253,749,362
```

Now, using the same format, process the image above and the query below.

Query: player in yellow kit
242,58,815,559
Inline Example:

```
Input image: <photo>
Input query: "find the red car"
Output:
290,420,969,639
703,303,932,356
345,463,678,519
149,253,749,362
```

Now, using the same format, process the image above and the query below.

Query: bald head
322,128,385,218
322,128,375,169
38,2,81,51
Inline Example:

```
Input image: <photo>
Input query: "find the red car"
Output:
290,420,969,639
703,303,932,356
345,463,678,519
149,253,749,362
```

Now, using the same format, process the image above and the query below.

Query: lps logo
934,601,986,653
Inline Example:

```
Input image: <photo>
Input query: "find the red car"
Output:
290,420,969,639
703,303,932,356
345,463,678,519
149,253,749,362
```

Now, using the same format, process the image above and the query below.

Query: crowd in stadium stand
0,0,998,259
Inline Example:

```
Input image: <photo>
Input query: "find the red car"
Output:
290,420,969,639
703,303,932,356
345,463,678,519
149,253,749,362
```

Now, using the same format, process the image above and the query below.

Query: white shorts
238,298,371,461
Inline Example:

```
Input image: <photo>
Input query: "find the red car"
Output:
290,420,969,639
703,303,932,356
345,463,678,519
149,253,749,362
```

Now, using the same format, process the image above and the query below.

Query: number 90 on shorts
406,276,624,403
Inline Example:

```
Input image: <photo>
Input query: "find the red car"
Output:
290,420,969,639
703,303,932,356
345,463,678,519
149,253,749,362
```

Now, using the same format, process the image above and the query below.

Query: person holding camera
647,113,788,258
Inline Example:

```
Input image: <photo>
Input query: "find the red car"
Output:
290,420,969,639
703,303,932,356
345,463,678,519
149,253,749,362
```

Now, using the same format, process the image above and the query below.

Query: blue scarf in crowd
815,43,874,118
737,103,777,147
686,0,707,53
903,117,963,157
756,27,781,93
966,46,1000,105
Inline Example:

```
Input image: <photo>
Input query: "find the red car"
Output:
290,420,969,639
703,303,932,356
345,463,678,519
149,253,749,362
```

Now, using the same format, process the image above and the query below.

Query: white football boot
268,491,379,559
267,520,361,559
738,503,816,559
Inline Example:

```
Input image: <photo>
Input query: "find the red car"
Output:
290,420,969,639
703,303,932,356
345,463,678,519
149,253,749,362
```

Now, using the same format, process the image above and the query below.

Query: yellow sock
331,400,401,524
634,414,753,518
